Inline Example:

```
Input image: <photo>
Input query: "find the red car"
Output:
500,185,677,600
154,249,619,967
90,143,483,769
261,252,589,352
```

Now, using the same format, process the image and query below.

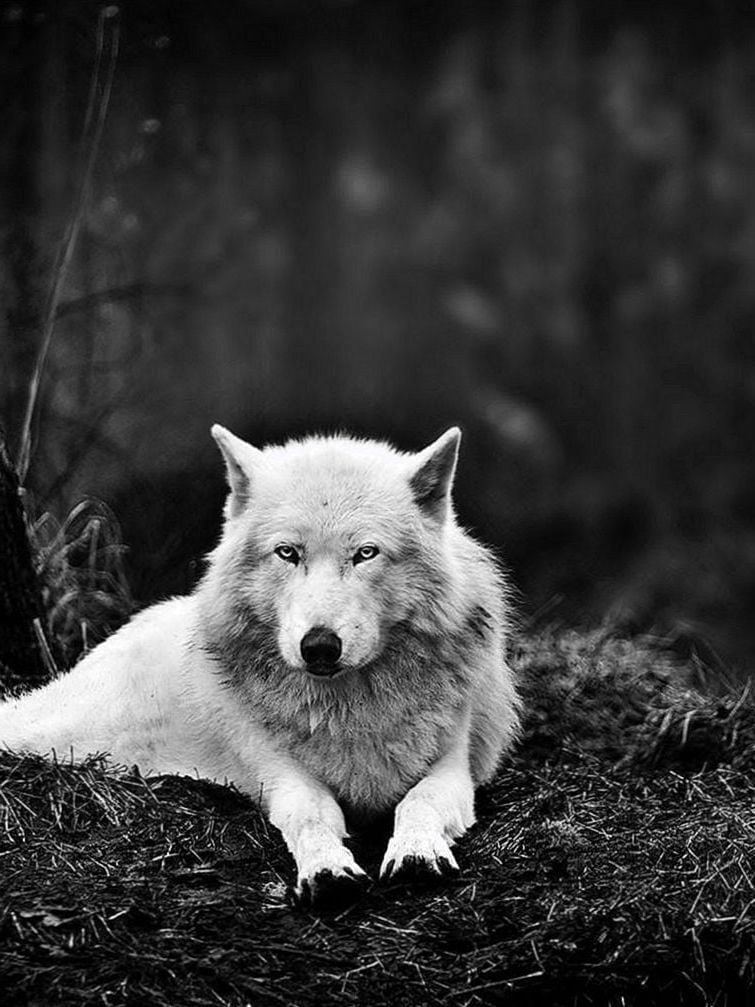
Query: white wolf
0,426,520,905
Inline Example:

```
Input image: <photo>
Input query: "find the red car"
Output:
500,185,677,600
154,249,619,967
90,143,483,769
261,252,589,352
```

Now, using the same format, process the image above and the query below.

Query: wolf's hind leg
264,767,369,908
380,727,475,881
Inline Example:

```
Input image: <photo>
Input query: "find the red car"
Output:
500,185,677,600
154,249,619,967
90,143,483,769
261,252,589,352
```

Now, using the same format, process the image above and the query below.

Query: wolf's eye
353,544,380,565
274,544,300,565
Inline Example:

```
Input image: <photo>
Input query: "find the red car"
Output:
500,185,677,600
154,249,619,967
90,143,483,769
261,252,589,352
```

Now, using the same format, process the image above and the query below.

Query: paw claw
382,852,459,884
436,855,460,878
380,833,460,883
294,867,370,911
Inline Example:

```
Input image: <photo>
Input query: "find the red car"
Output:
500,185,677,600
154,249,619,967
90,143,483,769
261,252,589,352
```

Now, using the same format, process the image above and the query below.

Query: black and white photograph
1,1,755,1003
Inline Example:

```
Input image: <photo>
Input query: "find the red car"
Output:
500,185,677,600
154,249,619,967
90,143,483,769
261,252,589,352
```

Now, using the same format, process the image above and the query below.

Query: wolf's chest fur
238,665,466,814
293,708,451,813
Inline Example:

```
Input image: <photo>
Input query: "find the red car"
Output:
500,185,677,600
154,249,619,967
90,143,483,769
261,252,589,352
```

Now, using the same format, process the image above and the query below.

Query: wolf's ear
408,427,461,521
211,424,262,518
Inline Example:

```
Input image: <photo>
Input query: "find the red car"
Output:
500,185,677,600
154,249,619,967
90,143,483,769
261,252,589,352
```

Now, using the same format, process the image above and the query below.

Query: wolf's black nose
300,626,342,671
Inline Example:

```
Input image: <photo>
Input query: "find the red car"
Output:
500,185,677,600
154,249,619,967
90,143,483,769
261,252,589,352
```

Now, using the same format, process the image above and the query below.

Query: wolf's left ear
408,427,461,521
211,424,262,519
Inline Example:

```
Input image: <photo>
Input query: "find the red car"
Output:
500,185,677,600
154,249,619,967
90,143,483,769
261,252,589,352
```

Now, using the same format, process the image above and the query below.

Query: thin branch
17,6,121,485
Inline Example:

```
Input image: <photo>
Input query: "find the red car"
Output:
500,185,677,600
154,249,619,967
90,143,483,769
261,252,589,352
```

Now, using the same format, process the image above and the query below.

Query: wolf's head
206,425,462,680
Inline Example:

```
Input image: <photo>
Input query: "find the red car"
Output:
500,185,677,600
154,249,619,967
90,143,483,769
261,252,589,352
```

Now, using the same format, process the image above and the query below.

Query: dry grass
1,630,755,1005
513,628,752,771
31,498,133,669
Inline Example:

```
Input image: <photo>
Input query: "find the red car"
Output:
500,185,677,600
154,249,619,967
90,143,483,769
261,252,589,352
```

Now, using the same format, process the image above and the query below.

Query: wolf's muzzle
300,626,342,677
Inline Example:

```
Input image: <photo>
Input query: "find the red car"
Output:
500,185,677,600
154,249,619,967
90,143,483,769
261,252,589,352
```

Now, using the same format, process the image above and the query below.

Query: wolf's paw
380,832,459,883
294,866,370,911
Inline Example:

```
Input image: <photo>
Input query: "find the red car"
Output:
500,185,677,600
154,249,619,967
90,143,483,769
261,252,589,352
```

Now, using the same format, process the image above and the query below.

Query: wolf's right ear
211,424,262,519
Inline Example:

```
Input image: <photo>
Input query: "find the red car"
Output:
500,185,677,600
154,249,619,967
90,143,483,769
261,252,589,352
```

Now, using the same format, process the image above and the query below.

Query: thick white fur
0,426,520,900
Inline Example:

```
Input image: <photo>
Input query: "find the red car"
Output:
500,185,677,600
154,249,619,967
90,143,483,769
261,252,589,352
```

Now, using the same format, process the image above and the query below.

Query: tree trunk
0,431,54,695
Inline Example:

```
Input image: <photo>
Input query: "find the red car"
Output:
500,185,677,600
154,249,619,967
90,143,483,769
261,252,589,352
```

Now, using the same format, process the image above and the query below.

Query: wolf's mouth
305,661,345,680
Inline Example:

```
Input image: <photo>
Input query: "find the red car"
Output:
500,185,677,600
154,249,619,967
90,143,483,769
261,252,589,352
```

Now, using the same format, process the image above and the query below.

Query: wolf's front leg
263,765,368,908
380,725,476,881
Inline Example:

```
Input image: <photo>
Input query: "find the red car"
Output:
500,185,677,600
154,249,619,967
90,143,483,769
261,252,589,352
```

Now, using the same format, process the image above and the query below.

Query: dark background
2,0,755,669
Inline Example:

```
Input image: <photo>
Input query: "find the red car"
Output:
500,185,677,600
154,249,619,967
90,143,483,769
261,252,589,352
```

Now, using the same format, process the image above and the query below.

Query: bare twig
32,617,59,678
17,6,121,485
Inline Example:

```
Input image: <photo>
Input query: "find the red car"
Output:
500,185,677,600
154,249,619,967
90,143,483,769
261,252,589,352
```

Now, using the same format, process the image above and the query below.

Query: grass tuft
31,499,134,669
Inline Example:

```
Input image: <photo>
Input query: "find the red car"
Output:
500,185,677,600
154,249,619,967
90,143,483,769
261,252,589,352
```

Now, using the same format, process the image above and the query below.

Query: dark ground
3,630,755,1006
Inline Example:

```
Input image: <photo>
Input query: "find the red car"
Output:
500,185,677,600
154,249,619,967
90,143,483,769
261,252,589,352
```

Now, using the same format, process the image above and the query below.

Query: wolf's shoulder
121,594,197,635
77,594,198,673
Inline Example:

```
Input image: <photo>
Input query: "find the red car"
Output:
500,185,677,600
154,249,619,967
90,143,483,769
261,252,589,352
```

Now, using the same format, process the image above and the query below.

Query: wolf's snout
300,626,342,673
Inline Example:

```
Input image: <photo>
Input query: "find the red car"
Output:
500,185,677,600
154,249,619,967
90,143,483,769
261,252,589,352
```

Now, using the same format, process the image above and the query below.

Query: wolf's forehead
263,436,404,474
261,442,406,497
252,449,414,538
259,469,407,516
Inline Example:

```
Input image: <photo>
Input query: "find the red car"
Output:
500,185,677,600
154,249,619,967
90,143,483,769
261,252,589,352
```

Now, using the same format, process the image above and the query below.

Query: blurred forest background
2,0,755,671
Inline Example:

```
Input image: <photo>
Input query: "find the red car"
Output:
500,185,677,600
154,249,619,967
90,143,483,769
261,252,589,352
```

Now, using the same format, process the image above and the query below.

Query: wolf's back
0,597,204,772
